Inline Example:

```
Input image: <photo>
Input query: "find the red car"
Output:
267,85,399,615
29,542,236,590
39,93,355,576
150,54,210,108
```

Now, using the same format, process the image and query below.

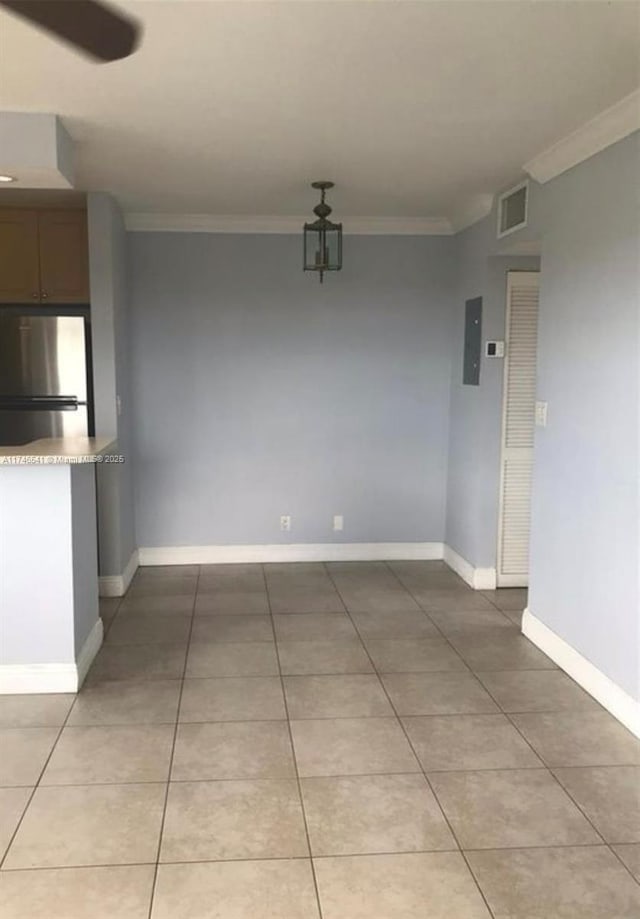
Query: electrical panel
463,297,482,385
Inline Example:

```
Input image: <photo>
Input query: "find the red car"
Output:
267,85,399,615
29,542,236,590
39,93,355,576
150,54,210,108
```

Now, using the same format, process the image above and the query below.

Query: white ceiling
0,1,639,221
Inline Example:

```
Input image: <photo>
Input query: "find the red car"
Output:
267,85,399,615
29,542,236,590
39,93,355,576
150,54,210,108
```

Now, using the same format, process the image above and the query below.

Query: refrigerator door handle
0,395,82,412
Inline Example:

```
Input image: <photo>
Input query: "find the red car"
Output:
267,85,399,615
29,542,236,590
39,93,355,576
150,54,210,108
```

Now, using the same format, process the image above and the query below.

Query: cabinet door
38,209,90,304
0,209,40,304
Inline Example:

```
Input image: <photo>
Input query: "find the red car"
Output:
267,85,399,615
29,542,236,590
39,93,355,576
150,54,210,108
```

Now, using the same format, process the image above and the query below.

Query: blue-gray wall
126,133,639,704
445,215,540,566
71,465,100,653
129,234,455,547
88,192,136,576
529,132,639,699
445,131,639,701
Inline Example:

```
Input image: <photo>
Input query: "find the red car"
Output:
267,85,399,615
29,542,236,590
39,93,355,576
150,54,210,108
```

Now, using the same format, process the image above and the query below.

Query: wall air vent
497,180,529,239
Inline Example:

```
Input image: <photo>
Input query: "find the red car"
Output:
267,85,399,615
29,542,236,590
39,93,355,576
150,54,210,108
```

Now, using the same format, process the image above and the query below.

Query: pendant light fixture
303,181,342,283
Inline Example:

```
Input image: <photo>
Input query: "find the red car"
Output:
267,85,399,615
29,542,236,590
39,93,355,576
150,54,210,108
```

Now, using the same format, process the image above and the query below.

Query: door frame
496,270,540,588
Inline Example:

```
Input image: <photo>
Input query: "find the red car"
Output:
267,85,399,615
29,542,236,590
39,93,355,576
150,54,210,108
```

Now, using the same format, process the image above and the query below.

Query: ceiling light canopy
303,181,342,283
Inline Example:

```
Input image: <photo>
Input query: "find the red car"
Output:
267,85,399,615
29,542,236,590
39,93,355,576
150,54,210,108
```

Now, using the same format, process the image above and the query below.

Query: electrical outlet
280,515,291,532
333,514,344,532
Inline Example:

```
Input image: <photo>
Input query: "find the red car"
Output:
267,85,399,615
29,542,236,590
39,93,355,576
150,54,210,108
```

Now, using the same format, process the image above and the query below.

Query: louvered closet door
497,271,540,587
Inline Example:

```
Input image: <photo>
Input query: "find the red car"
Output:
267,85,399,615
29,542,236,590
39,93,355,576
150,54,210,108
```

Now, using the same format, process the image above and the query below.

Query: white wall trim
99,548,139,598
75,618,104,690
524,88,640,184
443,545,497,590
0,618,103,695
522,609,640,739
497,573,529,589
344,216,452,236
138,542,444,566
0,662,80,695
124,212,453,236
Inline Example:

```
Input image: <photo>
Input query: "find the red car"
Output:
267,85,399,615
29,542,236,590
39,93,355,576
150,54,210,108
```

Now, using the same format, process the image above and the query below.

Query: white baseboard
496,573,529,588
99,549,139,597
443,545,497,590
0,618,103,695
75,618,104,690
0,662,79,695
112,543,500,590
138,542,444,566
522,608,640,738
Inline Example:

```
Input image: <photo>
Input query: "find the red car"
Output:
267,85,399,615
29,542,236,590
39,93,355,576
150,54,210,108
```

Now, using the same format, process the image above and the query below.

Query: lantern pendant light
303,181,342,283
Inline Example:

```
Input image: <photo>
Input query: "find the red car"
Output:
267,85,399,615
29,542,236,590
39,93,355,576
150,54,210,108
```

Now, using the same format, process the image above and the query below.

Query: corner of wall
443,544,496,590
88,191,137,581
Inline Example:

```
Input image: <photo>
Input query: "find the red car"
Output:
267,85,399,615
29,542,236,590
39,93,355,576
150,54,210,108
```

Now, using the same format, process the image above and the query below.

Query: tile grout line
378,565,479,672
387,564,597,717
547,765,640,887
384,562,506,709
386,565,616,904
532,752,639,884
443,583,638,876
0,688,79,871
601,846,640,888
20,711,615,726
390,567,637,890
387,564,629,876
5,566,636,901
384,564,589,915
53,666,593,681
324,561,499,919
0,590,131,870
5,761,639,797
1,840,628,875
143,564,640,896
145,563,200,919
261,563,325,919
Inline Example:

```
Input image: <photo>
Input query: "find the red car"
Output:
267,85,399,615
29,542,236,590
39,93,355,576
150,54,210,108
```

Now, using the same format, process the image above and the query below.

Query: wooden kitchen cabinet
0,207,90,305
0,209,41,303
38,210,90,304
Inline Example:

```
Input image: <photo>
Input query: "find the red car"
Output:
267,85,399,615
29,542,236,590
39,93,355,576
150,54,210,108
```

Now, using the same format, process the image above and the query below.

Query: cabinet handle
41,291,48,299
31,292,39,299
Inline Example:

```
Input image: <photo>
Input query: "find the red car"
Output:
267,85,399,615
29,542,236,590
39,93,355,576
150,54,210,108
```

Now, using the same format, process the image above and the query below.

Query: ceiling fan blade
0,0,141,62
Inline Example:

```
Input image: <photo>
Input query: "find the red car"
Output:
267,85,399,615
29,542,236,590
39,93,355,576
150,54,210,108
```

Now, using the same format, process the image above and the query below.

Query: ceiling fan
0,0,142,62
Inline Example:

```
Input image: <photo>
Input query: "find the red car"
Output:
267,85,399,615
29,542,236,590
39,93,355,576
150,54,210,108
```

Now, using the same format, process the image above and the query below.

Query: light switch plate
535,401,548,427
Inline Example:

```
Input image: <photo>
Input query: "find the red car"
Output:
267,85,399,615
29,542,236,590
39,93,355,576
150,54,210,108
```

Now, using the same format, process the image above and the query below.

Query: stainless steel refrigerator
0,311,94,446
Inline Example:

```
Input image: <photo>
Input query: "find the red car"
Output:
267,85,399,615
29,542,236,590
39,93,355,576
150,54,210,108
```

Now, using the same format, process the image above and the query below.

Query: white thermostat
485,340,505,358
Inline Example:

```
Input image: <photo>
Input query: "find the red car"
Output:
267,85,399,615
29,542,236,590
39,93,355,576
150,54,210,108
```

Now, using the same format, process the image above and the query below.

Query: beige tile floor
0,561,639,918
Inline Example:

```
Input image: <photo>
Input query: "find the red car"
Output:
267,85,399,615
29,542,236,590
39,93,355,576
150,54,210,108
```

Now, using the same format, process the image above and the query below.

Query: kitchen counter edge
0,437,118,464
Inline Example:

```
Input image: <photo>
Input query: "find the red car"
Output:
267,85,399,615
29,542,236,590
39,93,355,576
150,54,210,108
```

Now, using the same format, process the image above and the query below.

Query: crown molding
524,88,640,184
125,213,302,234
449,193,494,233
124,212,453,236
344,216,452,236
